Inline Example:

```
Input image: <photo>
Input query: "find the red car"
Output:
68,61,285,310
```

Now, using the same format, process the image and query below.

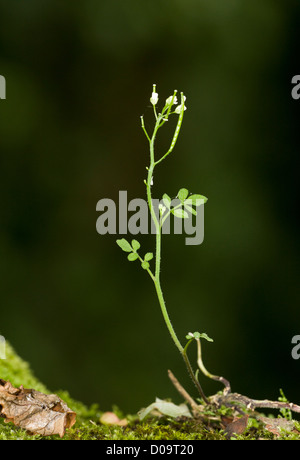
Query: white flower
150,91,158,106
175,96,187,114
159,204,166,215
165,95,178,106
150,176,154,186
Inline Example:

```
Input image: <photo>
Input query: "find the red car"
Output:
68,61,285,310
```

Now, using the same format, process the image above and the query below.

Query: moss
0,343,99,440
0,342,48,393
1,343,300,440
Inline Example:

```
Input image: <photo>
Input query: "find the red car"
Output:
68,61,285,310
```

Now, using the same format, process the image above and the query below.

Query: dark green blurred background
0,0,299,413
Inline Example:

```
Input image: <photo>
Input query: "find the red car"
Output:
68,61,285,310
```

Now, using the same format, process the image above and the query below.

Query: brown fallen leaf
0,379,76,437
221,414,249,439
100,411,128,427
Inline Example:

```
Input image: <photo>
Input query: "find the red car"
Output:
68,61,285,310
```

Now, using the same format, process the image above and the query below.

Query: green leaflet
141,261,150,270
128,253,139,261
171,208,189,219
177,188,189,202
162,193,171,209
186,194,208,205
186,331,214,342
144,252,154,261
116,238,132,252
131,239,141,251
184,203,197,216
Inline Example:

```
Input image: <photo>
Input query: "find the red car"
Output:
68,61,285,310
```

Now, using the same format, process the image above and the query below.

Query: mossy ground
1,343,299,440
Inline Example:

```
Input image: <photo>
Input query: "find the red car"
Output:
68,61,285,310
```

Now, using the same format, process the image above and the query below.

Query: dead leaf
138,397,192,421
257,416,297,437
221,414,249,439
100,411,128,426
0,379,76,437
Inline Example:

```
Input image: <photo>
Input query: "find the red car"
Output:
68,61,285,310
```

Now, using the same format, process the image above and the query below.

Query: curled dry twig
168,370,300,418
212,391,300,415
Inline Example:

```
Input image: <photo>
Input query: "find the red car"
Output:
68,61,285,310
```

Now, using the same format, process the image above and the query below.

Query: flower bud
165,95,178,106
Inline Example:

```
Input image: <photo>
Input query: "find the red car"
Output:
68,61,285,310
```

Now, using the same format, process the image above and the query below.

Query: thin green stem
137,254,155,283
182,349,209,403
154,92,185,166
196,338,231,395
146,118,182,351
143,105,208,402
160,203,184,229
149,234,208,402
140,116,151,143
153,278,183,353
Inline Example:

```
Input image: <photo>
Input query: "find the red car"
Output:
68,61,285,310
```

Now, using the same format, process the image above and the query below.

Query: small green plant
116,89,300,421
116,85,211,401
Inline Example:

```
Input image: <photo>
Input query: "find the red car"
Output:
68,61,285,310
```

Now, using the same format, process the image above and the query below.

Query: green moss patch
1,343,299,440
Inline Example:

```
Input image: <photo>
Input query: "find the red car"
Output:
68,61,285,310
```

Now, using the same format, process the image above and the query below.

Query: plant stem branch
167,370,200,413
144,110,208,403
196,338,231,395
